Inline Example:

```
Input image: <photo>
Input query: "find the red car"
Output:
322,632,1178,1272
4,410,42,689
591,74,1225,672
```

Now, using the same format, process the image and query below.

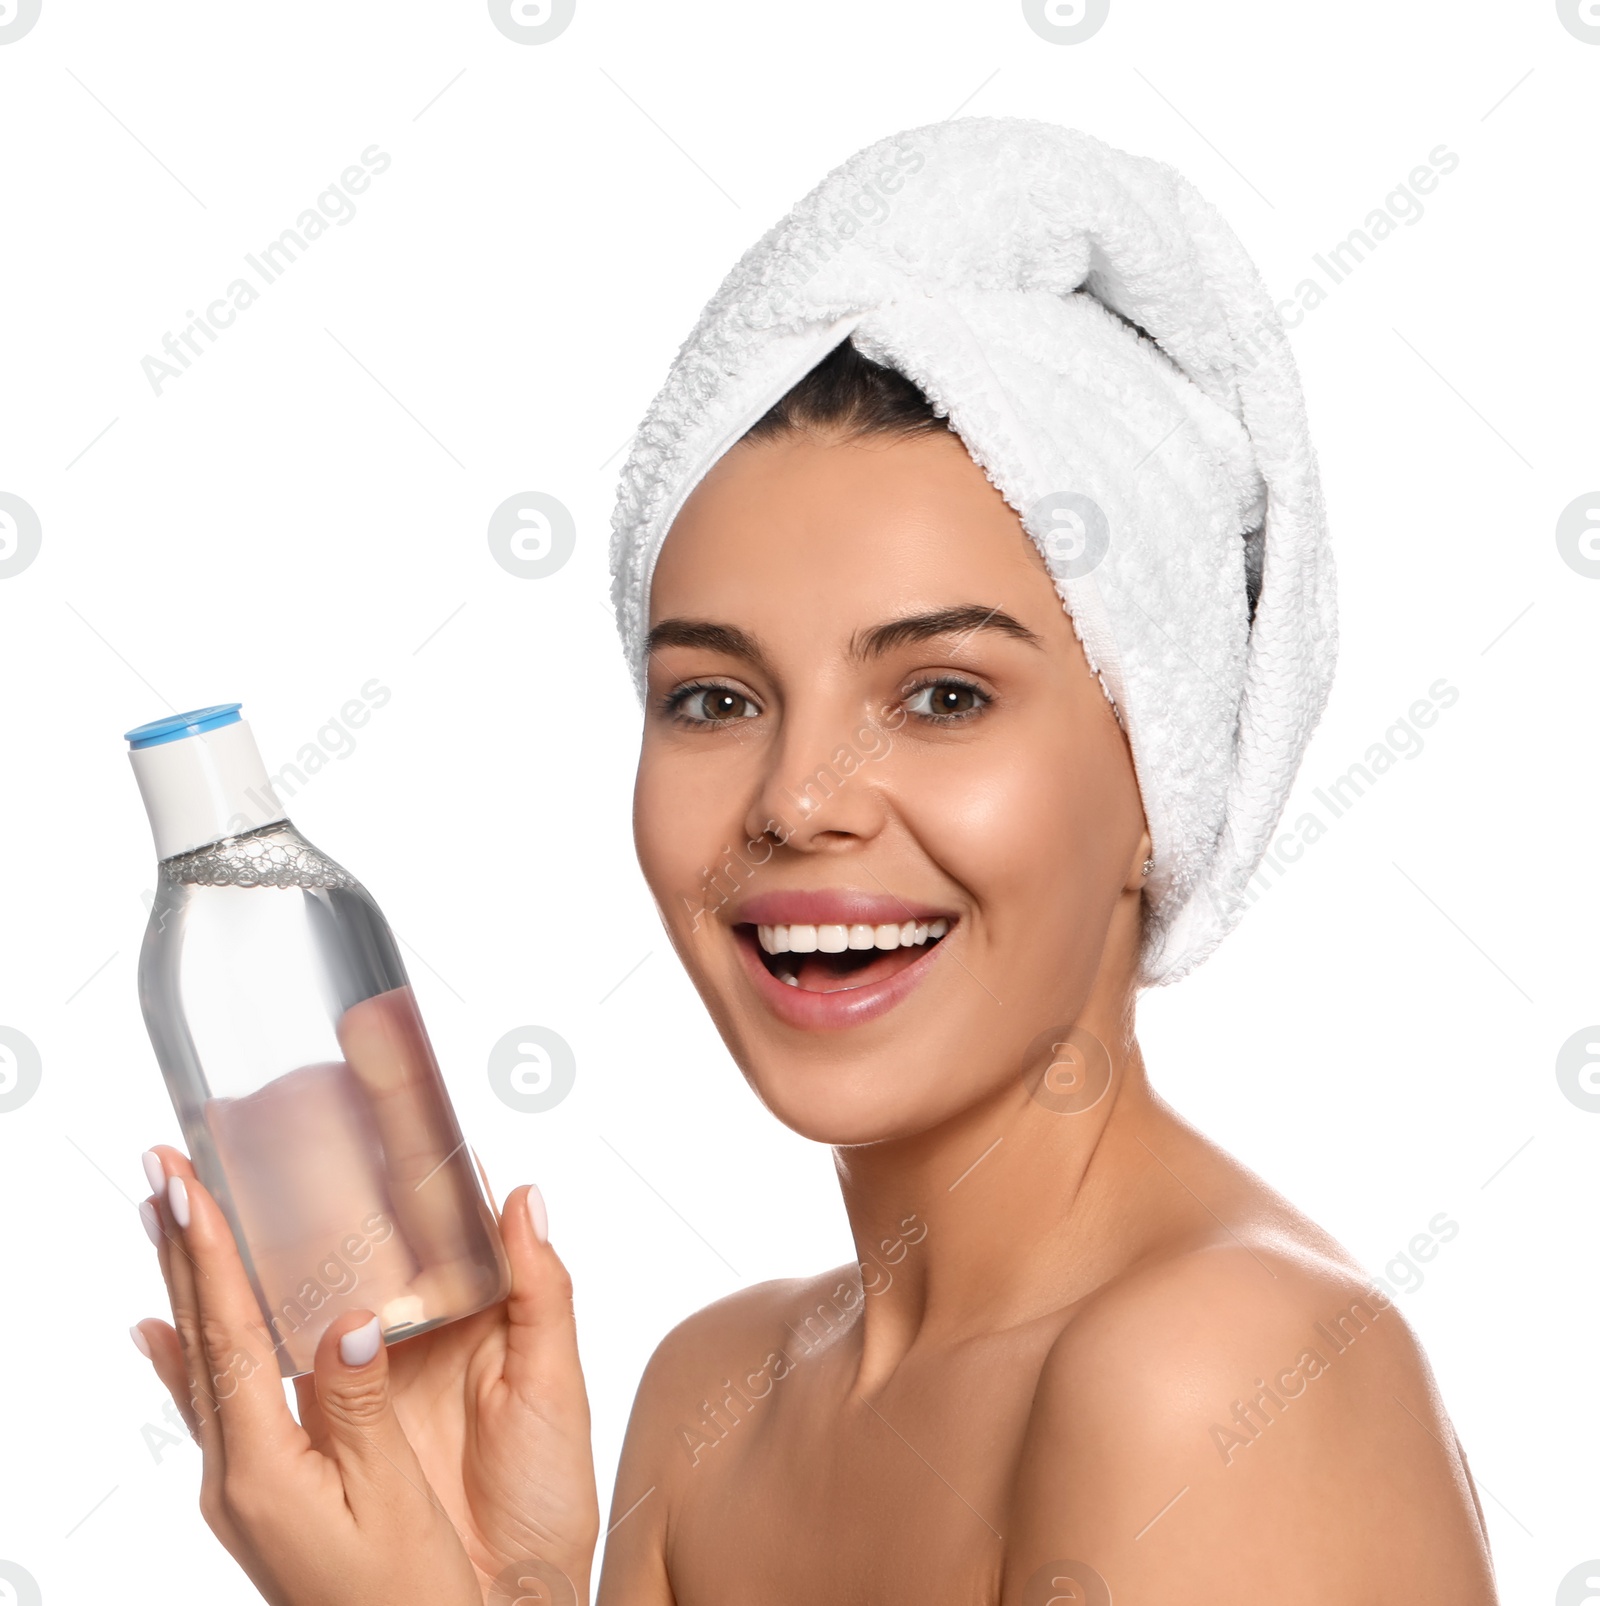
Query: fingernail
138,1199,161,1247
167,1175,190,1229
339,1315,382,1368
525,1183,548,1244
141,1150,164,1194
130,1323,151,1358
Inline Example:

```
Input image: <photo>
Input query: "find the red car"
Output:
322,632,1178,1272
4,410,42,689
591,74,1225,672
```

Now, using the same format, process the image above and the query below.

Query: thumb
312,1310,428,1502
501,1184,585,1399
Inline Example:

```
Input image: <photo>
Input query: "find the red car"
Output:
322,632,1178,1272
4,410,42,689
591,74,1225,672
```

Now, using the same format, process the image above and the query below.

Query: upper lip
729,889,958,928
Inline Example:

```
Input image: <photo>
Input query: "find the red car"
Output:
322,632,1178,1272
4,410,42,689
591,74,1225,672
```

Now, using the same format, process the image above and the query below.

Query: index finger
336,987,478,1266
164,1159,304,1469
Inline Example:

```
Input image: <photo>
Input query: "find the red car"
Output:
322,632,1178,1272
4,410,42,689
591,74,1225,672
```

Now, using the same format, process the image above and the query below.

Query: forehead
648,429,1057,629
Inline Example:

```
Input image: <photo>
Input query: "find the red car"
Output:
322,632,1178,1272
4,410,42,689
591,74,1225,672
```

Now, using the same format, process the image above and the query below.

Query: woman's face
634,426,1151,1147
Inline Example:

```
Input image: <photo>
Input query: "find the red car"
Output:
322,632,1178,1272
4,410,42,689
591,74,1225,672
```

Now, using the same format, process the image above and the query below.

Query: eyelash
662,676,993,728
662,681,760,726
901,676,992,724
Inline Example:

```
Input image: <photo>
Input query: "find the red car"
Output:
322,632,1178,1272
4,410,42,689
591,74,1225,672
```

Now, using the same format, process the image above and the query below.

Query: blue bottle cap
125,703,244,750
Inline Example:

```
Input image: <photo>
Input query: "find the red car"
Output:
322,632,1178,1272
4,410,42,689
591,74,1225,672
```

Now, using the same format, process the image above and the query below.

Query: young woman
131,121,1499,1604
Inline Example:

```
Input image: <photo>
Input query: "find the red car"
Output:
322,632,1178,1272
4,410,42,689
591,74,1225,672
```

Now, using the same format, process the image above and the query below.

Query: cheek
897,713,1133,940
633,744,747,921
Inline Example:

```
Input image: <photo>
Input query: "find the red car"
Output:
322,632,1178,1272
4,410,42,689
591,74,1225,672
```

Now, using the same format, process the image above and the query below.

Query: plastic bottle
126,702,510,1377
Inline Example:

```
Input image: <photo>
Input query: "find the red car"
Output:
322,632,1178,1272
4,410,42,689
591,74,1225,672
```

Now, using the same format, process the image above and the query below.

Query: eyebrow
850,605,1042,659
644,619,765,664
644,605,1042,668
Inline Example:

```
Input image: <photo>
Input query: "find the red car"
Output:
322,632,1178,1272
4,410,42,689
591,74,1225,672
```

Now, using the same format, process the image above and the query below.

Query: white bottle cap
125,703,289,861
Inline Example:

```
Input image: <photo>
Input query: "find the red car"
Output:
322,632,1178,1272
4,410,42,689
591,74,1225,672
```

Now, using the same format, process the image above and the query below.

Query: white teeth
780,973,799,987
755,919,954,954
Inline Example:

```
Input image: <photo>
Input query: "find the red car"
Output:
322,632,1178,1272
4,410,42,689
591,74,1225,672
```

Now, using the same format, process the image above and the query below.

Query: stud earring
1141,858,1154,877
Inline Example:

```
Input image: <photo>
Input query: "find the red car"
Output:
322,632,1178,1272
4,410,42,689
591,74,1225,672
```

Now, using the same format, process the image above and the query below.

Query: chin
735,1055,971,1149
679,937,1011,1149
663,883,1106,1149
742,1066,983,1156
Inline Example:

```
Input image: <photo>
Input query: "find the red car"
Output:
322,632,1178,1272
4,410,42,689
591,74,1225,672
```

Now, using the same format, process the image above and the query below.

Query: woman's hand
132,1146,599,1605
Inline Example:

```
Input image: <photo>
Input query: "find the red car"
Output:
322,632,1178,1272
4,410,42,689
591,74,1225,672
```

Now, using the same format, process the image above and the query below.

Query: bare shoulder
596,1267,857,1602
631,1262,860,1419
1001,1232,1498,1604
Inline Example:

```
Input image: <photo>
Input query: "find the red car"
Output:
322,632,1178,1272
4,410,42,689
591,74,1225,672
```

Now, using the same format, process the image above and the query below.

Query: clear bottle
127,702,510,1377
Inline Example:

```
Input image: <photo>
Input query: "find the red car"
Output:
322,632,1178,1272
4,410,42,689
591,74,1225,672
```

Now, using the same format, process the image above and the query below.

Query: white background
1,2,1595,1601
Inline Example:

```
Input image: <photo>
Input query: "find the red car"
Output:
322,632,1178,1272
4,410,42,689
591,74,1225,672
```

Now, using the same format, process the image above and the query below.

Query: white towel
609,117,1337,987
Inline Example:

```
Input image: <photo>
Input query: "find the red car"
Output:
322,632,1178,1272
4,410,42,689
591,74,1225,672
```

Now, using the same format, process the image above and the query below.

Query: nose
743,696,895,854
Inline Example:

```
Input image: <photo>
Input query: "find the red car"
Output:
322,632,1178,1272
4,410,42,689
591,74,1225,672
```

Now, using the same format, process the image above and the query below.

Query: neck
831,997,1176,1392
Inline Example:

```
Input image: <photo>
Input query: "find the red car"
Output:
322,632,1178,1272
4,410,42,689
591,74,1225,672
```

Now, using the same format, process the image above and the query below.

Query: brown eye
671,685,760,724
906,679,989,722
701,690,749,720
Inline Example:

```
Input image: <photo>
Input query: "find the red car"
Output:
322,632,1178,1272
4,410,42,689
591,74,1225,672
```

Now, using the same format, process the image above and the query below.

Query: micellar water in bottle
127,702,510,1377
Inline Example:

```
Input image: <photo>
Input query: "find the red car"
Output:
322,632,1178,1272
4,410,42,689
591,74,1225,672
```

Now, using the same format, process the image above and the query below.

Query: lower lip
732,926,953,1031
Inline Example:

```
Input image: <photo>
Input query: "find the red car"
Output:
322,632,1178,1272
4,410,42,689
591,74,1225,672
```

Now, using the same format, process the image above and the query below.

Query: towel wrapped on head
609,116,1337,987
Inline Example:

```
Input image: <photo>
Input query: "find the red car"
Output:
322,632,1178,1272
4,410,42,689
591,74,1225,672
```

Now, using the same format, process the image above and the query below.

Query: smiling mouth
740,918,953,993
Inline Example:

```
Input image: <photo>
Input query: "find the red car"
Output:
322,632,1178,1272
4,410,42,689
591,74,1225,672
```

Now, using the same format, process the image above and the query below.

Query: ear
1124,825,1153,893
